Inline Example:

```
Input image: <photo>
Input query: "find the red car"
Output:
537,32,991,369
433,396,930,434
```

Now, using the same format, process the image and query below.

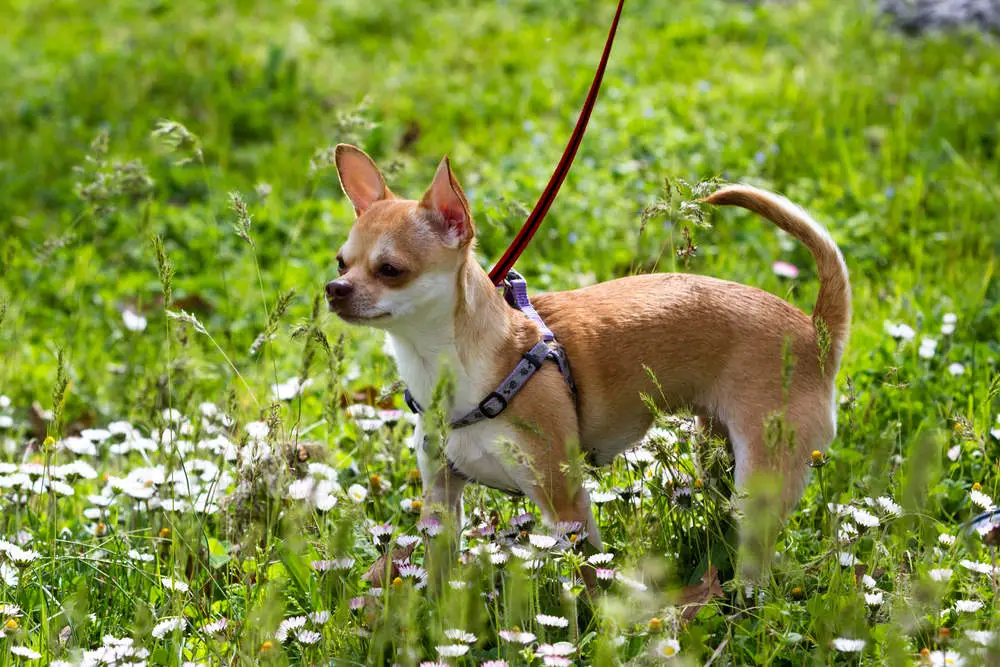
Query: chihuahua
327,145,850,576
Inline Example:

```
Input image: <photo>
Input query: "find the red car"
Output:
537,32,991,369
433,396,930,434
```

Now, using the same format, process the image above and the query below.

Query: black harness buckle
403,389,423,414
478,391,508,418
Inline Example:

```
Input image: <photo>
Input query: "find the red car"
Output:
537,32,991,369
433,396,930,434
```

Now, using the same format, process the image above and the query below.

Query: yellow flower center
4,619,18,631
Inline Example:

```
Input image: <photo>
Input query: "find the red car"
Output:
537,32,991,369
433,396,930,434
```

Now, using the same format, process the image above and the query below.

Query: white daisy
498,630,536,644
970,489,995,510
435,644,469,657
928,650,965,666
80,428,112,442
10,646,41,660
865,591,883,606
152,617,186,639
928,568,953,582
959,560,993,575
875,496,901,516
652,638,681,659
591,490,619,503
200,618,228,635
444,629,477,643
296,629,322,644
528,534,558,550
831,638,866,652
851,508,880,528
0,563,18,587
160,577,190,593
954,600,983,613
245,421,269,440
347,484,368,503
884,321,915,341
966,630,995,646
122,309,148,332
948,363,965,376
838,552,857,567
537,642,576,656
536,614,569,628
275,616,307,642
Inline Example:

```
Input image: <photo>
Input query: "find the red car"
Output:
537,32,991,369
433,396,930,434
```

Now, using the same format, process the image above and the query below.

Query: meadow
1,0,1000,664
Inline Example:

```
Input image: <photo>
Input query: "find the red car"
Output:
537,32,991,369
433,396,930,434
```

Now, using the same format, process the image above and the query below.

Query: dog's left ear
419,156,474,248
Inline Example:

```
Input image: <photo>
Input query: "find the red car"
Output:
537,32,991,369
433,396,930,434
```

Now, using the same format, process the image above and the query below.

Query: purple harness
403,270,576,428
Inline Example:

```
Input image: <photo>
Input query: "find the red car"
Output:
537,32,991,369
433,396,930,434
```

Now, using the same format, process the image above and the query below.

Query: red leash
488,0,626,286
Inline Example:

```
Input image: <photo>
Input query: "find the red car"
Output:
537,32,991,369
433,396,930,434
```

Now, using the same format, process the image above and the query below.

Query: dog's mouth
330,308,390,325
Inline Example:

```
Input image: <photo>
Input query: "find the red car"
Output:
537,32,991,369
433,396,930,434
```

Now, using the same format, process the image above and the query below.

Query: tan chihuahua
327,145,850,575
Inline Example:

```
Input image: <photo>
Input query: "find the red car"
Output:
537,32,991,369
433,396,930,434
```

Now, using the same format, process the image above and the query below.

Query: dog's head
327,145,476,330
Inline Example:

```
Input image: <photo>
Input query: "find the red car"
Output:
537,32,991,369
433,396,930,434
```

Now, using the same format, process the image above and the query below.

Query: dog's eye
377,263,403,278
336,256,347,275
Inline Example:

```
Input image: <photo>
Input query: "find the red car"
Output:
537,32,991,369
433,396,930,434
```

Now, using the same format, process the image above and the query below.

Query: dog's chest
443,423,526,493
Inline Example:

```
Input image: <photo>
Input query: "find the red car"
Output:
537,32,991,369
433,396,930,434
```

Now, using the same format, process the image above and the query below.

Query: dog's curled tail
702,184,851,365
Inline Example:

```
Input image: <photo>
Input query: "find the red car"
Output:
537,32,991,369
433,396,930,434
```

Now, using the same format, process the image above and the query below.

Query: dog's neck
385,258,516,414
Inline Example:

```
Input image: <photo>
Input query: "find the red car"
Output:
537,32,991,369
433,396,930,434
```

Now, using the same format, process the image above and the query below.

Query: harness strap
401,271,575,429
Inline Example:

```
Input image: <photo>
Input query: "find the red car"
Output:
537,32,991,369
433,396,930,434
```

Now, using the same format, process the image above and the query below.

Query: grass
1,0,999,663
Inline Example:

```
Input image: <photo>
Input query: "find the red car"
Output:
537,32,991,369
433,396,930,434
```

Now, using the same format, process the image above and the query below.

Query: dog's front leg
415,421,466,584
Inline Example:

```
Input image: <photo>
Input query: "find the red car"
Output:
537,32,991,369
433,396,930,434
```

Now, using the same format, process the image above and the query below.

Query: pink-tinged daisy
418,518,442,536
542,658,573,667
399,564,428,589
772,261,799,279
480,661,509,667
369,523,393,546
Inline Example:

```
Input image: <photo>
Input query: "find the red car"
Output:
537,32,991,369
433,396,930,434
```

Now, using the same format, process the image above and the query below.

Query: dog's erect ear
335,144,393,216
419,156,474,248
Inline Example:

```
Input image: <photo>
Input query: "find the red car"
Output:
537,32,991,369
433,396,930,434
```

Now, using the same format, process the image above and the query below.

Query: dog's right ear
335,144,393,216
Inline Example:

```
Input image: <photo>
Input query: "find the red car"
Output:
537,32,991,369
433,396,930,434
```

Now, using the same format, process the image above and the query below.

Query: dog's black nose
325,279,353,300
